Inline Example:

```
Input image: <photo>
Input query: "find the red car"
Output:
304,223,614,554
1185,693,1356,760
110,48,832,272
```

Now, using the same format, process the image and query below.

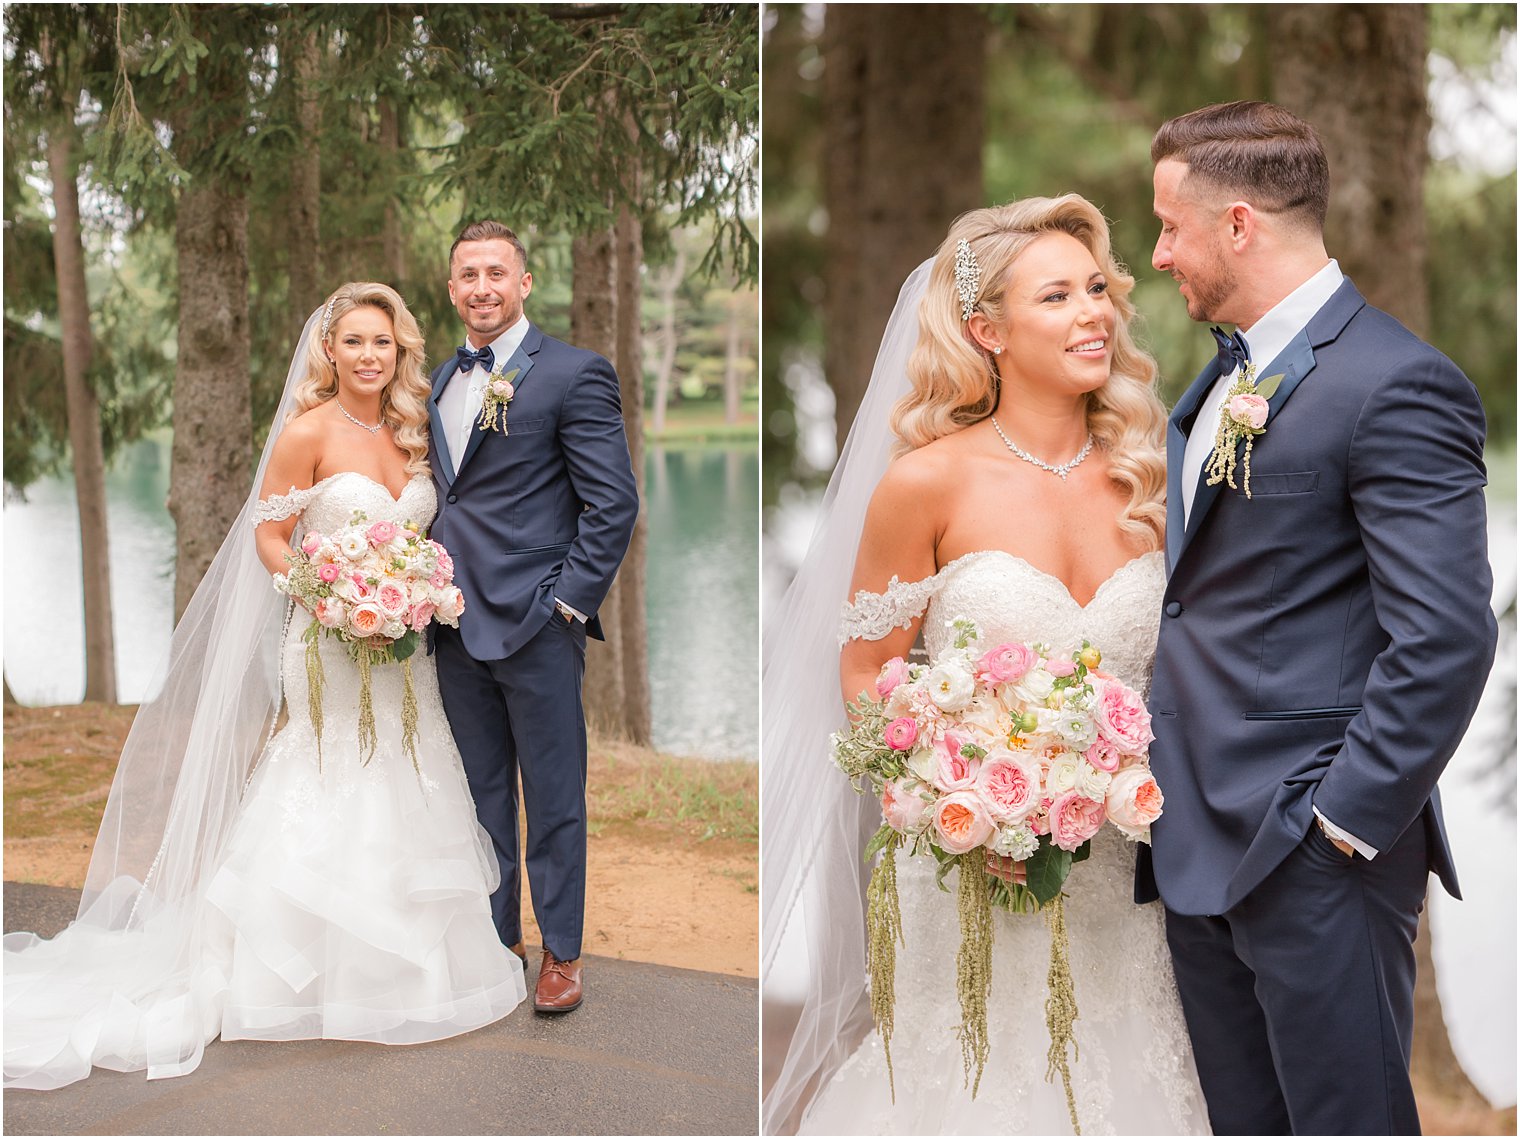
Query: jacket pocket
1243,471,1318,496
505,418,549,435
1242,706,1361,721
502,541,573,557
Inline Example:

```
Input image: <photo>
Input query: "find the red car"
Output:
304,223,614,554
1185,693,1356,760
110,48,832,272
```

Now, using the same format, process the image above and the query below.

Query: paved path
4,883,758,1135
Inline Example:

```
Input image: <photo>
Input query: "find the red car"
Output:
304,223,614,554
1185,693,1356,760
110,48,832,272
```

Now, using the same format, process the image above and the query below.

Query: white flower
906,745,938,785
338,531,368,560
924,659,976,711
1076,761,1113,802
1045,750,1083,795
991,823,1040,861
959,697,1012,747
1055,710,1098,751
1012,668,1056,706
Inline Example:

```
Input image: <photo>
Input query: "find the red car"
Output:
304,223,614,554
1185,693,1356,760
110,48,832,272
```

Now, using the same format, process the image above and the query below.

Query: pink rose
1046,657,1076,678
974,750,1042,824
435,550,455,578
932,790,995,854
313,597,346,629
931,730,981,792
1048,790,1106,853
1106,767,1164,840
1093,678,1154,755
884,717,919,751
1085,736,1122,774
435,586,465,621
317,562,341,584
875,657,911,700
408,600,436,633
429,571,450,590
376,582,408,618
300,532,323,556
490,377,515,400
366,520,398,546
976,642,1037,685
347,602,385,639
1030,798,1054,836
881,778,932,834
1228,393,1269,430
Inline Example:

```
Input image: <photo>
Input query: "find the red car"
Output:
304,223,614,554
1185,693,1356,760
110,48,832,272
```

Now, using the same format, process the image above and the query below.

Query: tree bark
614,201,652,746
822,4,986,453
570,227,625,734
1270,4,1430,333
378,96,407,286
287,27,323,320
651,246,685,435
1272,2,1486,1113
47,105,117,704
169,181,253,619
722,291,747,425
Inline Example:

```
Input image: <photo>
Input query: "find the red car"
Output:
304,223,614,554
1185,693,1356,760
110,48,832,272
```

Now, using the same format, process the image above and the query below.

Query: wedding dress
4,470,526,1090
797,549,1209,1136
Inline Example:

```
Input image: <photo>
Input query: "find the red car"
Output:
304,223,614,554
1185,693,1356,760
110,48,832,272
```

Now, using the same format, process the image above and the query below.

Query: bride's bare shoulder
869,432,969,509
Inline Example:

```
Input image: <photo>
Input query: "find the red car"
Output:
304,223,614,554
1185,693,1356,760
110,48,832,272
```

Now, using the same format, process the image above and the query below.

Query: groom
1137,102,1497,1134
428,220,638,1013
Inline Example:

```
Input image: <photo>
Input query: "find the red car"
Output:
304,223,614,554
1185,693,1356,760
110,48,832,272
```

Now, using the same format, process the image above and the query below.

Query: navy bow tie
1209,326,1250,377
455,344,495,373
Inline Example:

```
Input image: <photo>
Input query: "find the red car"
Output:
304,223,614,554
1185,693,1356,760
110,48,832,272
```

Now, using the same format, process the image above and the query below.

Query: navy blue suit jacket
427,322,639,661
1137,279,1497,915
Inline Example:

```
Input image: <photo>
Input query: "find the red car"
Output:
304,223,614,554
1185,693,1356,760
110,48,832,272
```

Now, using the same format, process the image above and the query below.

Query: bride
762,196,1209,1134
4,282,526,1091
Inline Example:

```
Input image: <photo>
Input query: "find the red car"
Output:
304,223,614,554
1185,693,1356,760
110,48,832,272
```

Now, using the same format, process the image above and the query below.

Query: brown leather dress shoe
534,950,583,1013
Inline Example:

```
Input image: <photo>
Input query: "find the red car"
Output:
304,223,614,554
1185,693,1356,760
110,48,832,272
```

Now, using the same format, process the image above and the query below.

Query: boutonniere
475,363,522,436
1204,363,1284,498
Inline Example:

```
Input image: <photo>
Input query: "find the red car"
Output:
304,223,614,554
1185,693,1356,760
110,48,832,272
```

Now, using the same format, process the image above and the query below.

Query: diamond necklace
336,399,383,435
989,416,1093,481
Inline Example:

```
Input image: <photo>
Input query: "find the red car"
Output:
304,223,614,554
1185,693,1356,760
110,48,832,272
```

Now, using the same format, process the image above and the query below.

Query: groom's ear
1223,202,1256,253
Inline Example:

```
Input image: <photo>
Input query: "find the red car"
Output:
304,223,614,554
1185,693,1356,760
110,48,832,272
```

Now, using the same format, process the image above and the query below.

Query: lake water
3,436,758,761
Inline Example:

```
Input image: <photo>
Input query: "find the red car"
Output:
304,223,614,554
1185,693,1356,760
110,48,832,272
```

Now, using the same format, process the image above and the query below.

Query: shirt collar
1234,259,1343,374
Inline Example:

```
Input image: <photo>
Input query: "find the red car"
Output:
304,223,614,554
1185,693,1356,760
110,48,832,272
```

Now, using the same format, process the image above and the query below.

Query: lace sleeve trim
250,485,318,526
838,572,944,645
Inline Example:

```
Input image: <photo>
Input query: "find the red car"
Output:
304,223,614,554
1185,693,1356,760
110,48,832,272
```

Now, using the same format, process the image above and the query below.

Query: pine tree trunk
1272,2,1486,1115
287,27,323,320
614,201,652,746
570,227,625,735
1270,4,1430,333
47,110,117,704
169,181,252,619
378,97,407,286
823,4,987,453
722,293,745,425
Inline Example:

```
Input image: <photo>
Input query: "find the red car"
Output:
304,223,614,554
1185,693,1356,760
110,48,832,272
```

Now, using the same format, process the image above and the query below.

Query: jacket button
446,493,458,504
1164,601,1183,618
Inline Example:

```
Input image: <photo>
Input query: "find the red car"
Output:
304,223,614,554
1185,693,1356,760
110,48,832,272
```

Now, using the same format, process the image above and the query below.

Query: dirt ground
3,702,757,977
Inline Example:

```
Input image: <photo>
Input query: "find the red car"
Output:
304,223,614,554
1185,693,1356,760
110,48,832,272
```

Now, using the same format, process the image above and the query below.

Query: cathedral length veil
762,260,932,1134
4,307,325,1088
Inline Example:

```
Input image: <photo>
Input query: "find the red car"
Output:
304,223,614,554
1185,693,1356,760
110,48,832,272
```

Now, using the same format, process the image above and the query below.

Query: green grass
644,397,760,445
1486,441,1516,502
588,746,757,843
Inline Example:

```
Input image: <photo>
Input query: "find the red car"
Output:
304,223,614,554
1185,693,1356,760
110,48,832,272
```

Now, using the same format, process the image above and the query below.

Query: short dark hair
449,220,528,274
1152,101,1329,230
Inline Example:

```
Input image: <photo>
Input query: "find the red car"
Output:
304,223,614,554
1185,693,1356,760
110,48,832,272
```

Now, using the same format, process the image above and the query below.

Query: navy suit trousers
434,616,588,961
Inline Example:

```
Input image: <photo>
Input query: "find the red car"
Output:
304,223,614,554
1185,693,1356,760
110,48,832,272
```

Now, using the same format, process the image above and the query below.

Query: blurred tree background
3,3,758,745
762,3,1515,529
761,4,1515,1132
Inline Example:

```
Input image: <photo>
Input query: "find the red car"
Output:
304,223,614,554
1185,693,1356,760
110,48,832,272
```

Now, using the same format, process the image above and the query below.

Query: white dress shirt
1179,260,1375,859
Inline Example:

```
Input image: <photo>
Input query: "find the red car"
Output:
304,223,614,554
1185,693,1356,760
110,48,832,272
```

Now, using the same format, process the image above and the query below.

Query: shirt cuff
1313,806,1379,860
554,598,588,624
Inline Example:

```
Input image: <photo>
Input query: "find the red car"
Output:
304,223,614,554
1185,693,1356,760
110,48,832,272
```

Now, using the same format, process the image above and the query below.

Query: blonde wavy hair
891,194,1167,548
290,282,433,475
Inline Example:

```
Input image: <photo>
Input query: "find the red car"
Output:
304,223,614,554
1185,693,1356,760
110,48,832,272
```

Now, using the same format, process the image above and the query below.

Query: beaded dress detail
3,472,525,1090
803,549,1209,1136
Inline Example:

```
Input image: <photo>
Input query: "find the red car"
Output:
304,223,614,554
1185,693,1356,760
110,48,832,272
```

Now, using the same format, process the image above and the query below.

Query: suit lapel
453,323,543,479
429,360,460,484
1170,279,1366,568
1166,363,1223,572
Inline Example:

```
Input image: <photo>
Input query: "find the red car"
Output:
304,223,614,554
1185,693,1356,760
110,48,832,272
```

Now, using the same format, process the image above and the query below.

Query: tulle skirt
4,628,525,1090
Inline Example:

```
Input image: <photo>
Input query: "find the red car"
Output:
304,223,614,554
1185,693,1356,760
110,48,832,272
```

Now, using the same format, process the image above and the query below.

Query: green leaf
1022,840,1073,905
1070,839,1093,864
1256,373,1286,399
391,629,420,660
863,822,897,862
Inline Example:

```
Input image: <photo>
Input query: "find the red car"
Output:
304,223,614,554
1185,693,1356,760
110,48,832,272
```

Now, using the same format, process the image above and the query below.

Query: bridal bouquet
832,616,1163,1134
275,513,466,770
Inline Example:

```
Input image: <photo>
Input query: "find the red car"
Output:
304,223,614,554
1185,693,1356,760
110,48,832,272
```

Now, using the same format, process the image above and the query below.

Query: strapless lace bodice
923,550,1165,698
254,471,436,537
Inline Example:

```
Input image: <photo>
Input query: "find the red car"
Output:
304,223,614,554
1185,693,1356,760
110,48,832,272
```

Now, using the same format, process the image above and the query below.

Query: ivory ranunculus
932,790,995,854
924,659,976,712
